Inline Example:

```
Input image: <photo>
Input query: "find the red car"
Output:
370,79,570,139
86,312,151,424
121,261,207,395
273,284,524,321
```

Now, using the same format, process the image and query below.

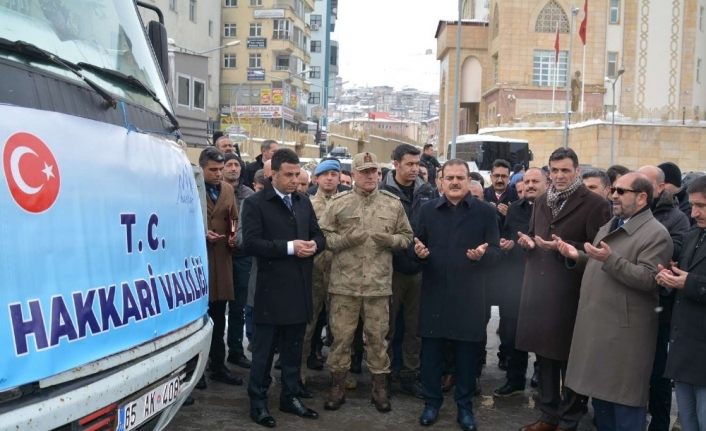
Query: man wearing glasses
555,172,673,431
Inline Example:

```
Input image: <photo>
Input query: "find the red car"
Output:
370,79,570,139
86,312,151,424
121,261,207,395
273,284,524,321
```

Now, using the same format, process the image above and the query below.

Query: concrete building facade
436,0,706,163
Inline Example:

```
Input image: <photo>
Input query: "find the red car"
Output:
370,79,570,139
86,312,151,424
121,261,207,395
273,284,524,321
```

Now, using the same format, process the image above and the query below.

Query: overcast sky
335,1,460,93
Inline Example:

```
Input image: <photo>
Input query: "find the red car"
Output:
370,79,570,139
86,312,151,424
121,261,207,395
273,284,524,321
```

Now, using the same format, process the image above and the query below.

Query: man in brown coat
556,172,673,430
200,147,242,386
515,147,611,431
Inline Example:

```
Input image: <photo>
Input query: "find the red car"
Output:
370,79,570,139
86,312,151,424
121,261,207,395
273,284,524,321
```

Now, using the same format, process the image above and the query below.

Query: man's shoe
279,397,319,419
227,354,252,369
519,420,557,431
324,371,347,410
307,355,324,371
419,406,439,426
371,374,392,413
457,409,477,431
441,374,455,392
195,375,207,390
493,381,525,397
530,370,539,388
250,407,276,428
209,366,243,386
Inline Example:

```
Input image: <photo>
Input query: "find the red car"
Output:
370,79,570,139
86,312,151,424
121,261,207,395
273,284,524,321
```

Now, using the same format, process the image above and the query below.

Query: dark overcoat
497,198,534,316
206,181,237,302
515,185,611,360
241,180,325,325
413,194,501,342
665,227,706,387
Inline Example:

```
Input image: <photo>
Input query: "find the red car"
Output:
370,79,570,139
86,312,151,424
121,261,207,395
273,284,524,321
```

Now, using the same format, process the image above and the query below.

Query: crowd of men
193,135,706,431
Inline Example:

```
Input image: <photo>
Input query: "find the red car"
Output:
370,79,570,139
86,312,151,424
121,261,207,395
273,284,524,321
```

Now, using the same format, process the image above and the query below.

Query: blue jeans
592,398,646,431
675,382,706,431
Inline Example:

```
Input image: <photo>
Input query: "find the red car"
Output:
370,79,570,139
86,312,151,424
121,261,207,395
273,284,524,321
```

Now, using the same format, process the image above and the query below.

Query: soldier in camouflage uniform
319,151,414,413
301,160,341,383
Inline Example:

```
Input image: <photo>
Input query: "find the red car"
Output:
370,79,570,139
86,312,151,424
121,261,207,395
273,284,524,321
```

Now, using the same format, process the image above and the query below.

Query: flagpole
552,64,557,113
580,44,586,114
564,7,578,148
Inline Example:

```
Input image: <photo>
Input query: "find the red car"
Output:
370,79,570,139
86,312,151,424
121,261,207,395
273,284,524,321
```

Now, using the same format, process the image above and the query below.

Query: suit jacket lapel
685,229,706,270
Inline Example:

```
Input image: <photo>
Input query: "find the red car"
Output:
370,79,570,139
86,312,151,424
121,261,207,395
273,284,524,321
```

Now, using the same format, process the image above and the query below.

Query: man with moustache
493,168,547,397
413,159,501,431
657,175,706,431
556,172,672,430
516,148,611,431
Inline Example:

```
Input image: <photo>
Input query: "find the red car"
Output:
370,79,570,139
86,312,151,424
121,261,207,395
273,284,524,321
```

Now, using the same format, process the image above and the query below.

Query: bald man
638,165,690,431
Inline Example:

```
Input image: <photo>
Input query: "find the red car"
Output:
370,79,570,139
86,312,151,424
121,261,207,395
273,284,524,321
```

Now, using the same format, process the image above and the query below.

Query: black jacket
241,154,264,190
241,180,326,325
496,198,534,315
665,227,706,386
483,186,519,228
381,170,436,274
421,153,441,186
413,194,501,341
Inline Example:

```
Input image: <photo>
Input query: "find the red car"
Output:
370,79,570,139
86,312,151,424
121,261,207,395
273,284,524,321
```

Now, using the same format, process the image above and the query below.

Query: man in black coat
242,140,279,190
493,167,548,398
380,143,436,397
421,143,441,188
639,165,691,431
241,148,325,428
413,159,501,431
657,175,706,431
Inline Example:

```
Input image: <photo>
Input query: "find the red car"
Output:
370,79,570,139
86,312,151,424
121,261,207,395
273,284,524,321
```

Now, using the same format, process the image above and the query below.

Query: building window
532,50,568,87
193,79,205,110
273,19,291,40
224,0,237,6
310,14,322,29
606,51,619,78
330,45,338,66
250,23,262,36
492,53,499,83
169,0,177,11
208,20,213,37
275,56,290,70
249,53,261,68
310,40,322,52
309,92,321,104
224,23,237,37
700,6,704,31
177,75,190,107
698,58,703,84
492,4,499,39
223,53,236,68
535,0,569,33
609,0,620,24
250,0,262,5
309,66,321,79
189,0,196,22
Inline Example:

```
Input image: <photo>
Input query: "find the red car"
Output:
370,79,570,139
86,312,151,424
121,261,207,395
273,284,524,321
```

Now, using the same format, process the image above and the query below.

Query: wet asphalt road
171,308,672,431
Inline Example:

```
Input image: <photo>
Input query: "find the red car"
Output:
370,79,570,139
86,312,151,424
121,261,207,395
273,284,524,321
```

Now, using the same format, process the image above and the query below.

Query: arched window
535,0,570,33
492,3,499,39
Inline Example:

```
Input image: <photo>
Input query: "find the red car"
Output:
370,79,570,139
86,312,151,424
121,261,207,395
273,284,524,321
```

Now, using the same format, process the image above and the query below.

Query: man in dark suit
657,175,706,431
241,148,326,428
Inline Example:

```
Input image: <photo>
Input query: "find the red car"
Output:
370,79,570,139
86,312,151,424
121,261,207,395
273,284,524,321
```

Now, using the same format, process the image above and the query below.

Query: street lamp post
610,67,625,165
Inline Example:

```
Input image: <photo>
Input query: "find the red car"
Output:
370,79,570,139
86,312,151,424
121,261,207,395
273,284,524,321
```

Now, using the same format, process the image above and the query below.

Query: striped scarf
546,176,582,218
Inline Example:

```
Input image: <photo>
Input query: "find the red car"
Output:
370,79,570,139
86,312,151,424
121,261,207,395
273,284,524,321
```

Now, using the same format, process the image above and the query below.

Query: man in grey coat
556,172,673,431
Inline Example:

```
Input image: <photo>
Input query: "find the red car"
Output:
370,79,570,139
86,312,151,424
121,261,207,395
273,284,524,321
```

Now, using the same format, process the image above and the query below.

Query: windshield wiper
0,38,116,108
76,62,179,131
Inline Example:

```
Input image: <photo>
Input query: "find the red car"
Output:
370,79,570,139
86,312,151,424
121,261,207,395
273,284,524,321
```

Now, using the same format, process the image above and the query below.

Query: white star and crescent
9,145,45,195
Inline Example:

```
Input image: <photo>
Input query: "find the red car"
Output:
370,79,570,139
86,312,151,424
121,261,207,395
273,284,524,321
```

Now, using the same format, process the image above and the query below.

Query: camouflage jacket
319,186,413,296
310,187,336,275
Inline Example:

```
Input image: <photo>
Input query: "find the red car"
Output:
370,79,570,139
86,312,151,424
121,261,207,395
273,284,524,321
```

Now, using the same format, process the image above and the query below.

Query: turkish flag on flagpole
579,0,588,45
554,22,560,63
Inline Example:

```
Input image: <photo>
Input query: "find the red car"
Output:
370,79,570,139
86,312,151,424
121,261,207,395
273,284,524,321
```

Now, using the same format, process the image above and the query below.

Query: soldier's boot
399,371,424,399
371,374,392,413
324,371,347,411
